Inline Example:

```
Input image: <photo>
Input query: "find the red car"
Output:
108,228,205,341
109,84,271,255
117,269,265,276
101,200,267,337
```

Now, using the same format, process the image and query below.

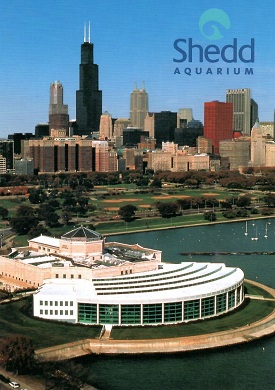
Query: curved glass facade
34,261,245,326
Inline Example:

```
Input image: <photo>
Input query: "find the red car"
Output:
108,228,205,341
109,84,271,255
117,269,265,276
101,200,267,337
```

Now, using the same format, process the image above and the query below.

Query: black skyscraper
76,24,102,135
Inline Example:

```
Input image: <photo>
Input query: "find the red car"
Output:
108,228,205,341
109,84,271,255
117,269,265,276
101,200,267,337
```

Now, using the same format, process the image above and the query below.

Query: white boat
251,226,258,241
244,221,248,236
264,223,268,239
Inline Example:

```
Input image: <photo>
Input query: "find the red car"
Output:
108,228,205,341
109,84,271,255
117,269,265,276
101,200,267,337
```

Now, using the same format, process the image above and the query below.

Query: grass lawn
0,298,101,349
0,283,273,348
111,299,275,340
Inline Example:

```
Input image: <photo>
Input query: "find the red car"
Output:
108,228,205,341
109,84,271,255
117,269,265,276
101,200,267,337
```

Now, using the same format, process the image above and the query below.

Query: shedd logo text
173,8,255,76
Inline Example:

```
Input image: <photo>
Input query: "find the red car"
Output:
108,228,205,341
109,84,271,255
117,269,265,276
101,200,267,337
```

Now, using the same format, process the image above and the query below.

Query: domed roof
61,226,102,241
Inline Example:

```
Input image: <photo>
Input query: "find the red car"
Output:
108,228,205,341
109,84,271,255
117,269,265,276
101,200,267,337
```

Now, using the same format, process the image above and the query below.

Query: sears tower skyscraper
76,23,102,135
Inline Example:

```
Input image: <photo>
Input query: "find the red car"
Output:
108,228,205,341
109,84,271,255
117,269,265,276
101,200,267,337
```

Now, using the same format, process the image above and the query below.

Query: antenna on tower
88,21,91,43
142,80,145,90
84,22,86,42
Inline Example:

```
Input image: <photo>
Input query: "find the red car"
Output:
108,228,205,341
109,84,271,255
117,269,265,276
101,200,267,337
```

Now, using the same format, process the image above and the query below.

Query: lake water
79,219,275,390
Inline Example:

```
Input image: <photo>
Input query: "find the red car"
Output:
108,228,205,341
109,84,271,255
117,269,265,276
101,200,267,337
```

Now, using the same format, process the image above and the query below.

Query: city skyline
1,0,275,137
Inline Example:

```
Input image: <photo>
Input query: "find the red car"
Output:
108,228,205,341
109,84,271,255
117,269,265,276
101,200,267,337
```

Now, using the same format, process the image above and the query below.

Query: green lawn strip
0,300,101,349
111,299,275,340
245,281,274,299
0,283,273,348
94,213,234,235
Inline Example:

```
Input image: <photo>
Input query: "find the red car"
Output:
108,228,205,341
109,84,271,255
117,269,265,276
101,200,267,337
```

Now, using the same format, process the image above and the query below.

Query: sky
0,0,275,137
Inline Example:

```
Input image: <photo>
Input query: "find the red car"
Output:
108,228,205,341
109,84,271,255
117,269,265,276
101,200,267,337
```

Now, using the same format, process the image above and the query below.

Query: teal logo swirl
199,8,230,40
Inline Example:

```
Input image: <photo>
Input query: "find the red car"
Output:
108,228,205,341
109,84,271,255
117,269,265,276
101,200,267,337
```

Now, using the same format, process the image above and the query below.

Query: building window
45,301,48,306
45,310,48,315
50,310,53,315
78,303,97,324
50,301,53,306
78,275,82,279
63,274,66,279
60,301,63,306
70,310,73,315
71,274,74,279
55,301,58,306
184,299,200,320
228,290,236,309
55,310,58,315
201,296,215,317
60,310,63,315
40,300,43,305
143,303,162,324
40,309,43,314
65,310,68,315
164,301,182,323
121,304,141,325
99,304,119,325
70,301,73,306
65,301,68,306
217,293,227,313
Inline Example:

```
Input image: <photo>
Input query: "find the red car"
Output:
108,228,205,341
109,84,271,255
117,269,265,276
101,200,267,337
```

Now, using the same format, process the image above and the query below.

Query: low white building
31,227,244,326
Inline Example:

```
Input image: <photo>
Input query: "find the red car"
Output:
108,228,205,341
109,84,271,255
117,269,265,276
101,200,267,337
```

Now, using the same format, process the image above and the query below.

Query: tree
0,206,9,220
156,202,179,218
10,216,39,235
0,336,35,374
61,210,72,225
28,188,47,204
204,211,217,222
236,195,251,208
16,205,36,218
28,224,51,238
264,193,275,207
150,178,162,188
118,204,138,222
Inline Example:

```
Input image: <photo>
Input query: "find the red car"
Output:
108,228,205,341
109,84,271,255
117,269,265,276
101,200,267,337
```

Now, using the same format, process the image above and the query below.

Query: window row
77,288,243,325
40,309,74,316
55,274,82,279
40,300,74,306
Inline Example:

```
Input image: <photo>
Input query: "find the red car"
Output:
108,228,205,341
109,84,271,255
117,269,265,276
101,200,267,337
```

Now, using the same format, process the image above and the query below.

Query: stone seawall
35,280,275,362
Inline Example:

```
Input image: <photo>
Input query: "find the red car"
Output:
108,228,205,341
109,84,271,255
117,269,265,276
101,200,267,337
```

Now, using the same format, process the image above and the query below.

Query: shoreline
35,279,275,361
102,215,275,236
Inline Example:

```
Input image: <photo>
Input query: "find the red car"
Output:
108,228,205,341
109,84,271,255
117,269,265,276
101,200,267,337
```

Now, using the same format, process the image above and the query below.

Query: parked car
9,382,20,388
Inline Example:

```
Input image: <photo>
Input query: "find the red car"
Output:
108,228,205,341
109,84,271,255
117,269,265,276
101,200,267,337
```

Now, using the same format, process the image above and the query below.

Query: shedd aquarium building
30,226,245,326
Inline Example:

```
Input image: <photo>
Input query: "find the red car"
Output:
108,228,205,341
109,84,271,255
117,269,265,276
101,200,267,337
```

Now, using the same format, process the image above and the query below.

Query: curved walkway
35,279,275,362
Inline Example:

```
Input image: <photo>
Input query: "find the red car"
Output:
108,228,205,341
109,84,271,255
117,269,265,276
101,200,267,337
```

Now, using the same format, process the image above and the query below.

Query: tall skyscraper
49,81,69,135
76,23,102,135
130,84,148,129
226,88,258,135
204,101,233,154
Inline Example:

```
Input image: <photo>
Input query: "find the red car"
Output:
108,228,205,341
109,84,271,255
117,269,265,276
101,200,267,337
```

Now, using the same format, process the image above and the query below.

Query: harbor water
80,219,275,390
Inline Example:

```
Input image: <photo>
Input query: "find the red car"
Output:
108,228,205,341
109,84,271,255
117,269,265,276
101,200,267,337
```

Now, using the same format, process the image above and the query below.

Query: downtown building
23,136,111,173
76,24,102,135
144,111,177,148
130,84,148,129
204,101,233,154
219,137,251,170
226,88,258,135
0,139,14,171
49,81,69,134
